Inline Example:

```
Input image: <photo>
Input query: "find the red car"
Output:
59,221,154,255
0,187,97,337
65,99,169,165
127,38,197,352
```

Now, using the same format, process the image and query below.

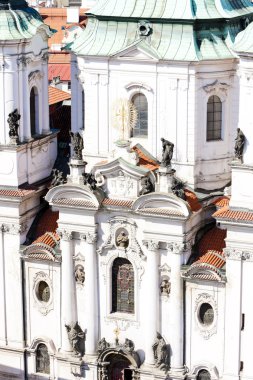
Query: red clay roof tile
48,63,71,81
184,189,202,212
213,207,253,221
213,196,230,208
48,86,71,105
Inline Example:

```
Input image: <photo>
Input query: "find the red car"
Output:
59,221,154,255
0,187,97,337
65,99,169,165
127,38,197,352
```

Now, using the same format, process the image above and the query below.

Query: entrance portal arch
98,347,140,380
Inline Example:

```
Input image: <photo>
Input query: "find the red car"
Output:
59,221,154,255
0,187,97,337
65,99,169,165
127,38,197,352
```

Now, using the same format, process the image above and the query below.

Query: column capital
143,240,159,252
224,247,253,261
167,242,185,254
86,232,98,244
58,229,73,241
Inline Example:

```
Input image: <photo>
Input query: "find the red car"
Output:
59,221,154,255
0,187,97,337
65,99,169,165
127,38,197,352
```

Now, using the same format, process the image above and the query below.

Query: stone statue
75,265,85,285
171,177,186,200
50,169,66,188
116,230,129,248
139,177,154,196
97,337,110,355
65,322,85,356
234,128,245,160
160,279,171,296
161,138,174,167
7,109,21,142
83,172,97,190
124,338,135,354
152,332,169,369
70,131,84,160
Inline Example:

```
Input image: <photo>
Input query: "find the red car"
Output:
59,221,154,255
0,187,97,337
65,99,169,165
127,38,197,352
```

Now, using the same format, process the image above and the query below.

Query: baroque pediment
94,158,155,199
112,40,161,61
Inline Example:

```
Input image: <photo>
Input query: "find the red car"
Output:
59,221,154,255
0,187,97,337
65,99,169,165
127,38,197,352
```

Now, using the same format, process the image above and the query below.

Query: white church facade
0,1,253,380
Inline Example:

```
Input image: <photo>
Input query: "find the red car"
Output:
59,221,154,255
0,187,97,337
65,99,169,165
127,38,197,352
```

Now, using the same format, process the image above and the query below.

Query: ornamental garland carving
194,293,218,340
167,242,185,254
32,271,53,316
224,248,253,261
203,80,230,96
58,229,73,241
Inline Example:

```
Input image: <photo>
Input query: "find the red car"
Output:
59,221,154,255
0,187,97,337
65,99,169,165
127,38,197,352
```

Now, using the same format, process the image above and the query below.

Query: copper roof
213,207,253,222
48,63,71,81
48,86,71,105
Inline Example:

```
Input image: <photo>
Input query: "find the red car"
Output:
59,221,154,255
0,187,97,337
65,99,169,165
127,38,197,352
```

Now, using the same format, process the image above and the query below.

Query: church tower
0,1,57,377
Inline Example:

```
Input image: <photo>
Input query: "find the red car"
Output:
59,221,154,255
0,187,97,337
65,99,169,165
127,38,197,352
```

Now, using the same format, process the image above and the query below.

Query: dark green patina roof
0,0,53,40
68,0,253,60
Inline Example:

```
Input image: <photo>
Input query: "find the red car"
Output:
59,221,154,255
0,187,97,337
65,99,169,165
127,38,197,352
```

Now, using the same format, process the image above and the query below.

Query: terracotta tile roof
49,52,71,64
196,250,225,269
53,198,97,208
102,198,134,208
212,196,230,208
48,63,71,81
188,272,221,281
213,207,253,222
0,188,35,198
184,189,202,212
33,232,60,248
48,86,71,105
26,251,60,262
138,207,185,217
198,226,226,257
132,144,160,171
33,209,59,240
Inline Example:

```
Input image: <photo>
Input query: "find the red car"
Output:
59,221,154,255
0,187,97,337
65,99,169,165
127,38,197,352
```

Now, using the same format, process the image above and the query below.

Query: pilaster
143,240,159,365
59,230,77,353
80,231,98,356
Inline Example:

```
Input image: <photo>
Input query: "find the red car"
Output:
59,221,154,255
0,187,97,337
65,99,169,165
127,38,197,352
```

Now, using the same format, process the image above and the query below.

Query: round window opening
199,303,214,325
37,281,50,303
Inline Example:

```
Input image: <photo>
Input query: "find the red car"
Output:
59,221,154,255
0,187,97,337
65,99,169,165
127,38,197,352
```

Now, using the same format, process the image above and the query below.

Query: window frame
36,343,50,375
206,95,222,142
131,93,148,138
111,257,135,315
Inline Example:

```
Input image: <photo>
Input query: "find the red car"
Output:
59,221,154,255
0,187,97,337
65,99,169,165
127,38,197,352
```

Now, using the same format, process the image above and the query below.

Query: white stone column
144,240,159,365
41,53,50,135
60,230,77,353
223,248,242,380
81,231,98,356
169,242,184,375
0,224,7,345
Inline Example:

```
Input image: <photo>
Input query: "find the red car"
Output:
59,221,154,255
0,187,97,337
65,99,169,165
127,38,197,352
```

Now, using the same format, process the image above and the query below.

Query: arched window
131,93,148,138
206,95,222,141
30,86,39,136
36,343,50,374
112,258,134,314
197,370,211,380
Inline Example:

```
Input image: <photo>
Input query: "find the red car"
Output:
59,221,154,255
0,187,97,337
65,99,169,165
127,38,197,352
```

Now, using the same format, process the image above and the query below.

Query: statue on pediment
7,109,20,143
70,131,84,160
234,128,245,161
160,138,174,167
139,176,154,196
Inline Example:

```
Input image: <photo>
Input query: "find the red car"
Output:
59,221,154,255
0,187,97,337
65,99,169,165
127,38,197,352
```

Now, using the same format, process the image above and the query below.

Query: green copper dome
68,0,253,60
0,0,53,40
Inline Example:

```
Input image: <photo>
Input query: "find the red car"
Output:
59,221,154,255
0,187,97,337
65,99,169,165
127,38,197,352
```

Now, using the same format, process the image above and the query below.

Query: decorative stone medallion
194,293,218,339
33,272,53,316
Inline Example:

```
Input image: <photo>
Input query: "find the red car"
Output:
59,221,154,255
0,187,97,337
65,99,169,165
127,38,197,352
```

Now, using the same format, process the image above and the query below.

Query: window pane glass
132,94,148,137
112,258,134,314
206,95,222,141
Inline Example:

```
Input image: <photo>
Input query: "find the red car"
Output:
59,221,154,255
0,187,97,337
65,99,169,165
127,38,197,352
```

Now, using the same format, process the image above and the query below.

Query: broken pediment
94,158,155,199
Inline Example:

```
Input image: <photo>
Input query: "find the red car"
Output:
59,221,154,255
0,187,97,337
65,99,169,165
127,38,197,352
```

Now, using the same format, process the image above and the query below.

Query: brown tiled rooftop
49,86,71,105
53,198,97,208
132,145,159,171
33,232,60,248
48,63,71,81
184,189,202,212
213,196,230,208
33,209,59,240
138,207,185,217
213,207,253,222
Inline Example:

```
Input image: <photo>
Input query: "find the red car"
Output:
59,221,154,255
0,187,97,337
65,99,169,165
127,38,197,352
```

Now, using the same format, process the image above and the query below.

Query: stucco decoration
28,70,44,83
203,80,230,97
32,272,53,316
194,293,218,339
